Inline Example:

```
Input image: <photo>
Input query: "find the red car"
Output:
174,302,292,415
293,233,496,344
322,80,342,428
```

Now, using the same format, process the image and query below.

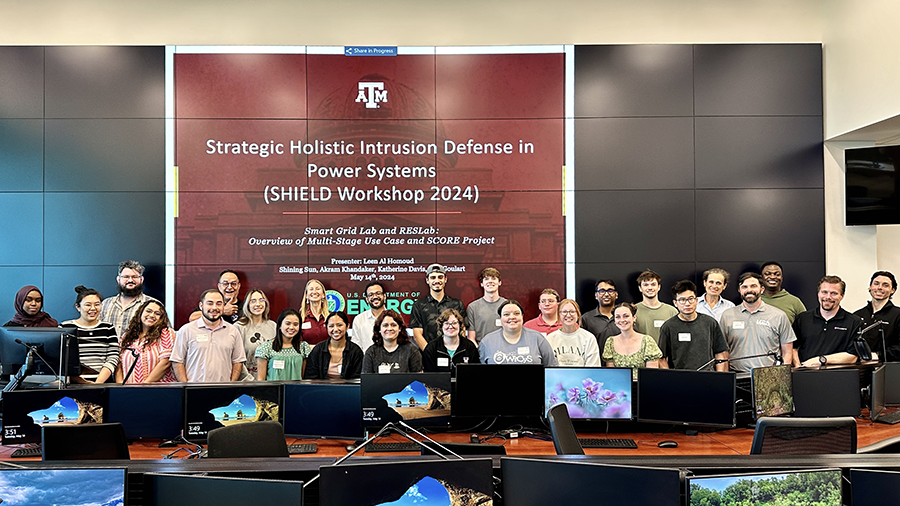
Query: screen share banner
171,46,567,323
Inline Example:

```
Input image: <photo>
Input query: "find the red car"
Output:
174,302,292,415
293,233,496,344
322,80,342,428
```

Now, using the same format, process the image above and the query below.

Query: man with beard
760,261,806,324
580,279,621,346
719,272,796,372
465,268,507,344
171,289,245,382
351,281,387,352
854,271,900,362
189,270,243,324
99,260,162,336
793,275,863,367
411,264,466,350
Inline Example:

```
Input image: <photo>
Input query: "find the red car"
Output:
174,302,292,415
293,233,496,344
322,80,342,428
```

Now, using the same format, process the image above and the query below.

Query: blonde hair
300,279,327,320
558,299,582,326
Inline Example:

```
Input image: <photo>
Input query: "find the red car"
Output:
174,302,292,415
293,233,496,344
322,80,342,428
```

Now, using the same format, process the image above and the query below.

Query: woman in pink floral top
116,300,176,383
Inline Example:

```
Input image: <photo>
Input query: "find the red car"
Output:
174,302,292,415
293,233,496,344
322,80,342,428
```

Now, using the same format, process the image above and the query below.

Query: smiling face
818,282,844,312
281,314,301,340
305,280,324,304
247,290,267,317
762,264,783,293
704,272,727,298
595,282,617,308
218,271,241,301
380,315,400,342
77,294,102,324
141,302,164,329
500,303,524,332
538,294,558,319
365,284,385,310
200,291,224,323
739,276,764,305
614,306,635,332
427,272,446,294
117,267,144,296
327,315,347,341
441,315,461,339
480,276,500,295
639,279,660,299
22,290,43,316
870,275,896,302
560,302,579,327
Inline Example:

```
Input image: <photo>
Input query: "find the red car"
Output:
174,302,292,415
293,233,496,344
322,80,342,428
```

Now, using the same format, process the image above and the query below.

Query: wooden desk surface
3,415,898,462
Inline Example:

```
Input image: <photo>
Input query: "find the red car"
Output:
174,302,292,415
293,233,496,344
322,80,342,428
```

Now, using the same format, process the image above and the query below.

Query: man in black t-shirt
659,280,729,371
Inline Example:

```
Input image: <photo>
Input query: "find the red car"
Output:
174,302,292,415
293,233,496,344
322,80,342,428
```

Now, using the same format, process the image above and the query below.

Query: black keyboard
364,442,420,452
10,446,42,458
287,443,317,454
876,411,900,425
578,438,638,449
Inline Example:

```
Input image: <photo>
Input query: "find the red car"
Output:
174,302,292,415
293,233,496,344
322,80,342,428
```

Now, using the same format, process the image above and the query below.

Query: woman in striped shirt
116,300,176,383
61,286,119,383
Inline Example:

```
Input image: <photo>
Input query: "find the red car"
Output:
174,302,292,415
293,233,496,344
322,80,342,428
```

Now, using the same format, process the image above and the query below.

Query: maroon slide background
173,51,564,327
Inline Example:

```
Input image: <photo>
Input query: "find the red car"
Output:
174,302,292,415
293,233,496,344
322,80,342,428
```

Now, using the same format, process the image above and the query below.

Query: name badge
337,364,342,373
272,360,285,370
678,333,691,342
517,346,530,354
407,328,415,337
495,319,502,327
654,320,665,328
378,364,392,374
302,322,312,330
347,329,353,337
437,357,449,367
733,321,746,330
196,334,209,342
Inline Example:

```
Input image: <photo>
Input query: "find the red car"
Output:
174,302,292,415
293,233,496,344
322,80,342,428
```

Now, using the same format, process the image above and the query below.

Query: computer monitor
543,367,632,419
850,469,900,506
453,364,544,417
1,386,107,445
882,362,900,405
0,326,80,377
686,469,842,506
750,364,794,419
502,457,680,506
0,467,126,505
319,458,493,506
870,364,886,420
106,384,184,440
360,372,451,428
792,368,861,417
183,383,282,442
146,473,303,505
637,368,736,427
282,382,365,440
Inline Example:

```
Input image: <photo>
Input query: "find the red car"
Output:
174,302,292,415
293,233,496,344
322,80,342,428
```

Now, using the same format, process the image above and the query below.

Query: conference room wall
573,44,824,309
0,46,166,322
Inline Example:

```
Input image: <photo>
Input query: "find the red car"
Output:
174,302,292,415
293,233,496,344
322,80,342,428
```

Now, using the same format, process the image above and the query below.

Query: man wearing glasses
100,260,162,336
351,281,387,352
659,280,729,371
719,272,796,372
189,270,243,324
581,279,621,347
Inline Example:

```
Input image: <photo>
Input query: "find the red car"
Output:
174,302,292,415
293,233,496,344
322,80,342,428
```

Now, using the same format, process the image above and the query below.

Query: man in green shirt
760,261,807,324
633,269,678,344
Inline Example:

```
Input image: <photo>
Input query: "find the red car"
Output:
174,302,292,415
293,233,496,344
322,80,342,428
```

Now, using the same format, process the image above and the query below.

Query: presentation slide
171,47,567,323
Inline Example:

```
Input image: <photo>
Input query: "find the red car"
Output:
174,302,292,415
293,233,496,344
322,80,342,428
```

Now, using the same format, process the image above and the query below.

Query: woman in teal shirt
256,308,311,381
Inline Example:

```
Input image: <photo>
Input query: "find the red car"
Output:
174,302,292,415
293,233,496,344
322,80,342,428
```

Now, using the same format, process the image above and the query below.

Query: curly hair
120,300,170,351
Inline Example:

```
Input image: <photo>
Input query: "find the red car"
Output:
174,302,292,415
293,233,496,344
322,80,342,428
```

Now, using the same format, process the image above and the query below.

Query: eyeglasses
560,310,578,315
366,291,384,297
219,281,240,287
675,296,697,304
539,299,557,304
442,320,459,327
119,275,142,280
596,289,616,294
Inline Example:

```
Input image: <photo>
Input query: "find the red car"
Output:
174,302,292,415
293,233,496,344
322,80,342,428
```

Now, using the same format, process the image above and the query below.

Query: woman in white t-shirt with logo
546,299,601,366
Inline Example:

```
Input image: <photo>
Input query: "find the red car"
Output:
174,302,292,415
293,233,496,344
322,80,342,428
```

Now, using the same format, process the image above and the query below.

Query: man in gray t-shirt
466,267,507,344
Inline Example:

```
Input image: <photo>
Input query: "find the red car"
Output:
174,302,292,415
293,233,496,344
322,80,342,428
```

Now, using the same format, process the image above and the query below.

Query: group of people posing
6,260,898,385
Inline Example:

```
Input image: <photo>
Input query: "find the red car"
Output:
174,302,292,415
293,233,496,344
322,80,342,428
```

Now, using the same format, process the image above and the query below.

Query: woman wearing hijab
4,285,58,327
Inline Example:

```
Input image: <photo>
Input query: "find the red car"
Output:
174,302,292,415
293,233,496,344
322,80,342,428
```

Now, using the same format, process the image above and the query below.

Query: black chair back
207,420,289,458
547,402,584,455
750,416,857,455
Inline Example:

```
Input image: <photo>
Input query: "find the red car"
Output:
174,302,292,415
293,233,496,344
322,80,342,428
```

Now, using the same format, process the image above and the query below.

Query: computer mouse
346,444,357,452
657,440,678,448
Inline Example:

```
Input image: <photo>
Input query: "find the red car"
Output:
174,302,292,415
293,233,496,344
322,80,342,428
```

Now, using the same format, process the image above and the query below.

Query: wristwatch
818,355,827,366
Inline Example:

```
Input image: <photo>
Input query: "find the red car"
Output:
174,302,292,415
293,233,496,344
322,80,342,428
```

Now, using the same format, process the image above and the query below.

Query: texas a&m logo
355,82,387,109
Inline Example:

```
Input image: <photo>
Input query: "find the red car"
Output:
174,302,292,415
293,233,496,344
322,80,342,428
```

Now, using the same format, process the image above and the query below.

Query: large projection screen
167,46,572,325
